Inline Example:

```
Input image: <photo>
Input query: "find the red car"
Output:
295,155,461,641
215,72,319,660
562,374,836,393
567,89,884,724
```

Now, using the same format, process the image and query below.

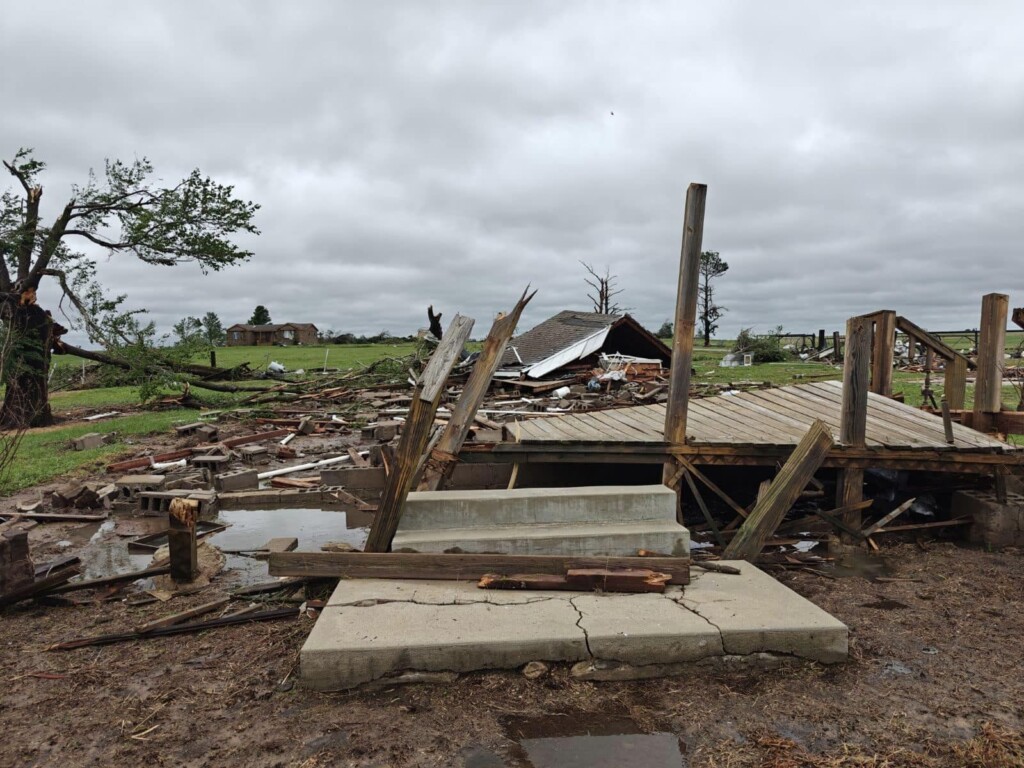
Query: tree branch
42,268,129,347
62,229,134,249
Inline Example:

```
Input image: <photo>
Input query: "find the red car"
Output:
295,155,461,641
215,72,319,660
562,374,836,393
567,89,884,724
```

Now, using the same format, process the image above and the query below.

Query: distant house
498,311,671,379
225,323,319,346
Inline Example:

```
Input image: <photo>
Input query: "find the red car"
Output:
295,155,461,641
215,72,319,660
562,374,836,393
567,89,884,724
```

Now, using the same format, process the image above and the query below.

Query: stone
521,661,549,680
71,433,106,450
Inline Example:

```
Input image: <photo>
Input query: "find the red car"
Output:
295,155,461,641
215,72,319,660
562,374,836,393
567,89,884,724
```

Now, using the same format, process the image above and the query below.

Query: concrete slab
675,566,848,663
300,562,847,690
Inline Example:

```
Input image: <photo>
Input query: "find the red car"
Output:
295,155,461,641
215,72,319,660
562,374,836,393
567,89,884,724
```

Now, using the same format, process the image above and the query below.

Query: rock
522,661,549,680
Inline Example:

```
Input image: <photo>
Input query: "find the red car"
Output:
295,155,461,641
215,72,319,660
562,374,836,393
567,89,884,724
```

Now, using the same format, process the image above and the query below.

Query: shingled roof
501,311,670,378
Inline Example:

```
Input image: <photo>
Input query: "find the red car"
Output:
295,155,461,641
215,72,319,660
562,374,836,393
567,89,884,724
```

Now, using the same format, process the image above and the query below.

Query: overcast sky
2,1,1021,345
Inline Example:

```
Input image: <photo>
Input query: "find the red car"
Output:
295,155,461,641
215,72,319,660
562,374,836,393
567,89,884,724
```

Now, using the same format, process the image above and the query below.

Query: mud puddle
464,712,685,767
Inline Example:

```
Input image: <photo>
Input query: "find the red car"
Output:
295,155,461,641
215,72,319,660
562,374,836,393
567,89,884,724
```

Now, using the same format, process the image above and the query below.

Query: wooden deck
466,381,1024,474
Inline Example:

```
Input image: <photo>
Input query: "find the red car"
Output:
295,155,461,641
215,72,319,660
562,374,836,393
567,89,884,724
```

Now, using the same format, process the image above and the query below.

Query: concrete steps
393,484,690,557
392,518,690,557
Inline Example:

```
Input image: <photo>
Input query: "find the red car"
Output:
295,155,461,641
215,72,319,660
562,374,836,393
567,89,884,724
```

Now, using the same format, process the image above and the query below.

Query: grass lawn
2,410,197,494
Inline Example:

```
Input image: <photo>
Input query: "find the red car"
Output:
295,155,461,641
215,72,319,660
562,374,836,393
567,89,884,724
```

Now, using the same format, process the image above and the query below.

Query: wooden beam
662,182,707,484
944,355,968,411
168,498,199,583
419,289,534,491
268,551,691,585
895,315,965,362
724,420,833,561
837,315,871,542
869,310,896,396
973,293,1009,432
364,315,475,552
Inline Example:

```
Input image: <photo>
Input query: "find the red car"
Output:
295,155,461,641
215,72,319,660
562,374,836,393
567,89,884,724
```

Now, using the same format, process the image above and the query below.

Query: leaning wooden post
835,316,871,545
972,293,1009,433
168,498,199,583
723,420,833,561
419,288,535,491
364,314,475,552
662,182,707,485
869,310,896,397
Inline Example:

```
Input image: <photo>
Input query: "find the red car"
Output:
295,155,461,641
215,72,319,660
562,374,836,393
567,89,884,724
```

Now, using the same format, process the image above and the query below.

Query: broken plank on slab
135,597,230,633
268,551,691,585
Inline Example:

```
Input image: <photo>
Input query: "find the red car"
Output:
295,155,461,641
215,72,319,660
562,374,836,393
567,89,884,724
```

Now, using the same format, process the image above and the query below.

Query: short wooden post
168,498,199,583
663,182,707,485
817,329,826,350
944,355,967,410
210,350,217,368
833,331,841,360
836,316,871,544
941,398,955,444
869,310,896,397
973,293,1009,432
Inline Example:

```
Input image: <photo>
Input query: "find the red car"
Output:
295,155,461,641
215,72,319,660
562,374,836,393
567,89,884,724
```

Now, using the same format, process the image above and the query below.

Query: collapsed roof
499,311,671,379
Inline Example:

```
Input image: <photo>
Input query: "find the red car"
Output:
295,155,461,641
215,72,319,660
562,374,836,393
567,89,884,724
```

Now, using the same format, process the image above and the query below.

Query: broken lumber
268,552,691,585
724,420,834,561
364,314,476,552
862,497,917,537
49,565,171,594
48,605,298,651
0,566,81,608
106,449,193,474
478,568,671,593
419,288,534,491
168,498,199,583
135,596,229,633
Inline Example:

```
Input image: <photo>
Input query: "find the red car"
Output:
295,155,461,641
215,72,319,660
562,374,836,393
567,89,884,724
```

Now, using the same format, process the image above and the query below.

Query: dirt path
1,542,1021,767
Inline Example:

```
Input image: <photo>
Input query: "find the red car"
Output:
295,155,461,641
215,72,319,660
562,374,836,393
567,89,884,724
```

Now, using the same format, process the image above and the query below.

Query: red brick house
225,323,319,346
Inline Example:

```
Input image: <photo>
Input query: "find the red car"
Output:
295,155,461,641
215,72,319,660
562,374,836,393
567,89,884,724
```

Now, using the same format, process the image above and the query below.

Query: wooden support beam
269,551,691,585
682,469,725,548
836,315,871,543
364,315,475,552
723,420,833,560
941,399,955,444
832,331,842,360
944,354,968,410
862,498,916,538
663,182,707,484
168,498,199,583
973,293,1009,432
419,289,534,491
869,310,896,396
895,315,966,362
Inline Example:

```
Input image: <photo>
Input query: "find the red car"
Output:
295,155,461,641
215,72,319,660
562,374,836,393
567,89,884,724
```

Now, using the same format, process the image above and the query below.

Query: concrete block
361,421,400,442
298,416,315,435
214,469,259,493
954,489,1024,548
174,422,205,435
238,445,270,465
72,433,106,450
115,474,166,500
190,454,231,471
194,424,219,441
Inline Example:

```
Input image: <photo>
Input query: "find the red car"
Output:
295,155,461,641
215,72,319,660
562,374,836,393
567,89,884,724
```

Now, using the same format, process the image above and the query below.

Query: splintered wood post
836,315,871,544
419,288,535,491
869,310,896,396
167,498,199,583
364,314,475,552
723,420,833,561
944,354,967,410
663,182,707,485
941,398,955,444
973,293,1009,433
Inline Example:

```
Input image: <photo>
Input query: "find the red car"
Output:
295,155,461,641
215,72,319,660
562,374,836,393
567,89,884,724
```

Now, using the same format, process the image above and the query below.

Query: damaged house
225,323,319,347
496,311,671,380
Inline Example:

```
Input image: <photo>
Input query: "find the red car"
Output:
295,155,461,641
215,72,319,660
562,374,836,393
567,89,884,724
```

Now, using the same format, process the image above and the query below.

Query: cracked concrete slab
301,562,847,690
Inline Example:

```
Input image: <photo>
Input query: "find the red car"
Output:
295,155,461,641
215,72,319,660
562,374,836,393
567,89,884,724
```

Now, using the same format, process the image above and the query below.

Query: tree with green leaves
0,148,259,427
248,305,271,325
657,320,673,338
201,311,225,346
172,316,203,345
698,250,729,347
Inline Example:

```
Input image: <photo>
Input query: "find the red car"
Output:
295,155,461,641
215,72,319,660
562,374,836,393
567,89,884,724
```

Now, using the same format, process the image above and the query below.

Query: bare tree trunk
1,301,54,428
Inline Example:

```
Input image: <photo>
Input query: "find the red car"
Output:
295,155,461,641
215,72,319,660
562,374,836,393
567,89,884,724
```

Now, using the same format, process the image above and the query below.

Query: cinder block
174,422,205,435
298,417,315,435
954,490,1024,548
239,445,270,465
361,421,400,442
214,469,259,493
72,433,106,450
195,424,219,441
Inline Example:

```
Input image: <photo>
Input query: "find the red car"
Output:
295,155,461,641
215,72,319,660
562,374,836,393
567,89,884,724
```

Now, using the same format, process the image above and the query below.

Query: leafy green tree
0,148,259,427
698,250,729,347
201,311,226,345
657,320,673,338
248,305,271,325
172,316,203,345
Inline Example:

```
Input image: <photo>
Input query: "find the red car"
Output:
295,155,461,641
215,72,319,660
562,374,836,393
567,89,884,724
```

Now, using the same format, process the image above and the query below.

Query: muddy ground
2,419,1023,767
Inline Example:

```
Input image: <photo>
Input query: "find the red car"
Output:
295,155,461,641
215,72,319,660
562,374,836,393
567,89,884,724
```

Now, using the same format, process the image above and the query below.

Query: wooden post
364,314,475,552
833,331,841,360
941,398,955,444
210,350,217,368
419,289,534,491
973,293,1009,432
835,316,871,544
944,355,967,410
869,310,896,397
662,182,707,484
817,329,826,350
722,420,834,561
168,498,199,583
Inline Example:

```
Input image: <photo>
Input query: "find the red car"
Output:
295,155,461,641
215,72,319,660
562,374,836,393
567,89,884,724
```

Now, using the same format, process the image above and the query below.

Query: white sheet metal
525,327,611,379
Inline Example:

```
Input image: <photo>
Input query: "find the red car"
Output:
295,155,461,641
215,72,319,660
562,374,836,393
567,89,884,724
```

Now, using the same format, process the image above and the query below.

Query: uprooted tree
0,148,259,428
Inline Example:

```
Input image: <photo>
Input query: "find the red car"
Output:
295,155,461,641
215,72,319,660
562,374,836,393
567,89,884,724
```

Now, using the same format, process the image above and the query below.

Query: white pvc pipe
257,451,368,480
